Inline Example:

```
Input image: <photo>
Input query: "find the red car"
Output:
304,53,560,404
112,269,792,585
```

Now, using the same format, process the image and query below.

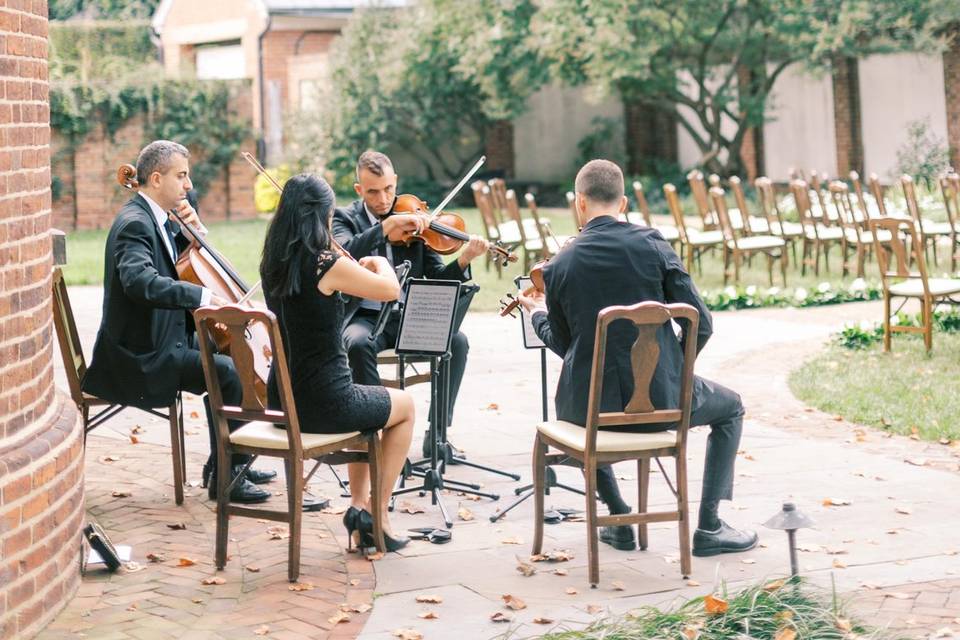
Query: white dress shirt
140,192,212,306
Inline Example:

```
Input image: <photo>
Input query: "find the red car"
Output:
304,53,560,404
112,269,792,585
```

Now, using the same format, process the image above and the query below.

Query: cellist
84,140,275,504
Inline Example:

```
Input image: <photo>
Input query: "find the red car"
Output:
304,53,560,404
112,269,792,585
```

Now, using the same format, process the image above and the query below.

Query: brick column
736,65,765,181
0,3,85,639
943,24,960,169
832,56,864,176
624,99,679,176
484,119,515,178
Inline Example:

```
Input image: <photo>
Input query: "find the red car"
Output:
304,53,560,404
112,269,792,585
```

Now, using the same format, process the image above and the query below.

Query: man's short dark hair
575,159,624,205
355,150,394,182
136,140,189,186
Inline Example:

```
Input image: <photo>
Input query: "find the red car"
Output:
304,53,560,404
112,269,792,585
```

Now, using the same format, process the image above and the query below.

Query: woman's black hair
260,173,336,298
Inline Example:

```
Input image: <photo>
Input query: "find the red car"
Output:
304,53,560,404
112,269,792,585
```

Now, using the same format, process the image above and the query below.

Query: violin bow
428,155,486,220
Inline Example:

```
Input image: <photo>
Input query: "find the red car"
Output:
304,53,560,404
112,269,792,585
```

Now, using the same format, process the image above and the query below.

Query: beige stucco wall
859,52,948,180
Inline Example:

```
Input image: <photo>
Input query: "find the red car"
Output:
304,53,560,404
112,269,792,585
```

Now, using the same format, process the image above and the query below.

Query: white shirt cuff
200,287,212,306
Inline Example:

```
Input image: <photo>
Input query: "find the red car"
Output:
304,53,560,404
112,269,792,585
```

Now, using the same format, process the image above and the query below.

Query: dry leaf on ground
553,568,568,576
704,594,728,614
253,626,269,636
611,580,625,591
328,612,350,625
288,583,314,592
126,603,138,611
886,592,912,600
741,558,756,565
764,579,787,592
905,457,928,466
797,543,822,552
418,611,438,620
245,565,260,573
490,612,512,623
349,578,360,586
895,506,913,515
393,629,423,640
500,536,523,545
191,598,203,604
123,561,144,573
266,526,289,540
516,558,536,577
565,587,578,595
586,604,603,614
485,403,499,411
201,577,226,585
99,455,121,463
145,553,165,563
177,557,196,567
502,594,527,610
774,628,796,640
415,594,443,604
822,497,852,507
457,506,474,521
167,522,187,530
129,435,139,444
189,410,200,419
533,617,554,624
398,501,425,514
686,579,701,587
836,618,853,632
832,559,848,569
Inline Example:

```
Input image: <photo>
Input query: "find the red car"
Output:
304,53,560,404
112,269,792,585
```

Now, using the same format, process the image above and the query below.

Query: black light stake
763,502,815,577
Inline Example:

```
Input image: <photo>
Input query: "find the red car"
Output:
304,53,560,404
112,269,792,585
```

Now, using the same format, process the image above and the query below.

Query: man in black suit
518,159,757,557
83,139,273,503
333,150,489,457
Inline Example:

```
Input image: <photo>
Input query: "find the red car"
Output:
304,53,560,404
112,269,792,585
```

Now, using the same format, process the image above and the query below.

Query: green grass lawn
62,205,902,312
789,332,960,441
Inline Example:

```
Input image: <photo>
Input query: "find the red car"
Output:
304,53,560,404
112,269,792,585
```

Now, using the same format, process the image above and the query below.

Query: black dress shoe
208,467,270,504
356,509,410,552
599,524,635,551
246,468,277,484
692,520,759,557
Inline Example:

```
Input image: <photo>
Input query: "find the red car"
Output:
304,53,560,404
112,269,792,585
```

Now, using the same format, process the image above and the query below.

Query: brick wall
624,100,679,176
832,56,864,176
943,24,960,170
484,120,515,178
0,2,85,639
51,87,256,230
737,65,765,181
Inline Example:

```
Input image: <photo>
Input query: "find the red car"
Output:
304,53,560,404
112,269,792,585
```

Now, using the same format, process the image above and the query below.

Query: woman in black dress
260,174,417,551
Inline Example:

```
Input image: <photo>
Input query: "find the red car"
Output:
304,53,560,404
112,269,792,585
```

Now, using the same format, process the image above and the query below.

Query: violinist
334,150,489,459
517,159,757,558
83,140,275,504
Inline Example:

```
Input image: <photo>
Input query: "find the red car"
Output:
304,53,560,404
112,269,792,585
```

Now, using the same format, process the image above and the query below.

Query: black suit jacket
83,193,203,408
531,215,712,428
332,199,471,324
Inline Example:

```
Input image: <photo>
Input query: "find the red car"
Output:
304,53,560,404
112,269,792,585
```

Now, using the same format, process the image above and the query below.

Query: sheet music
397,280,459,355
518,276,546,349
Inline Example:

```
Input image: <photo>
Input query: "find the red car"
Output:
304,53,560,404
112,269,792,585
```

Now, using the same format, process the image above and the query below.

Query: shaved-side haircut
575,159,624,205
356,150,394,182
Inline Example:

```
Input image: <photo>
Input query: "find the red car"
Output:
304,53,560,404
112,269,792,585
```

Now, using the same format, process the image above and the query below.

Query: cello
116,164,272,401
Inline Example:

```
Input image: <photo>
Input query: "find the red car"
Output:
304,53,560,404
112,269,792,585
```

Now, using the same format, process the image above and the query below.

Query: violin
116,164,272,401
388,193,517,266
499,259,546,318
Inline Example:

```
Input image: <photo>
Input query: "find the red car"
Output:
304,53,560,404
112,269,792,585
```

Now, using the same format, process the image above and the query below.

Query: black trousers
343,309,469,427
597,375,744,510
178,340,250,471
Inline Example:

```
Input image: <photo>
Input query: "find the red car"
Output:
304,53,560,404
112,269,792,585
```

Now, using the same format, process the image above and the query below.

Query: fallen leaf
825,547,848,555
611,580,626,591
516,558,536,577
886,592,912,600
485,403,499,411
201,577,226,585
415,594,443,604
774,628,797,640
822,497,852,507
167,522,187,530
131,425,144,434
123,561,144,572
741,558,756,565
775,610,795,622
490,612,512,623
392,629,423,640
502,594,527,610
895,506,913,515
266,526,289,540
565,587,578,595
349,579,360,586
586,604,603,615
533,617,554,624
681,623,703,640
328,611,350,625
340,603,372,613
288,583,314,592
189,410,200,419
797,543,822,552
146,553,166,563
245,565,260,573
398,501,425,515
764,579,786,592
99,455,121,463
126,603,138,611
553,568,568,576
836,618,852,632
177,557,196,567
686,579,701,587
905,457,928,466
616,474,634,481
253,626,270,636
457,506,474,521
500,536,523,545
832,559,847,569
191,597,203,604
129,435,139,444
704,594,728,614
320,505,347,515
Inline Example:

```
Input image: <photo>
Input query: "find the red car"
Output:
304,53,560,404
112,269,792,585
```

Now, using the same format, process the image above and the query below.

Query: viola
498,259,546,318
388,192,517,266
116,164,272,401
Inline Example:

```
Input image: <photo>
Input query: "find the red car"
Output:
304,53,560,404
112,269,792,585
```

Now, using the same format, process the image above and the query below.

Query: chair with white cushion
531,301,700,586
790,179,845,276
868,217,960,352
902,174,954,267
663,183,724,275
710,185,787,286
828,180,892,278
630,180,680,246
194,305,385,582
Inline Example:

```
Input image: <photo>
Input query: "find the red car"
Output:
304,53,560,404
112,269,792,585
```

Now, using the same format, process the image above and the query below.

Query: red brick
7,580,33,610
2,526,30,558
2,474,30,504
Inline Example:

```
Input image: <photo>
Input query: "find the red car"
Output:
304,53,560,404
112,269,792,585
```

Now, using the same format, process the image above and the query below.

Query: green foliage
532,0,960,175
576,116,627,170
50,81,251,197
49,0,159,21
701,279,882,311
894,118,952,189
835,309,960,349
49,21,159,83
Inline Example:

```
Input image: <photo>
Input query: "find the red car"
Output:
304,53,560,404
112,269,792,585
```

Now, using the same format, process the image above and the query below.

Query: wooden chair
937,172,960,272
848,171,879,222
630,180,680,245
828,180,892,278
868,173,890,217
687,170,719,231
663,183,724,275
51,267,187,504
790,179,845,276
754,176,802,263
727,176,771,235
868,218,960,352
487,178,508,225
532,301,699,586
710,186,787,286
525,193,570,259
194,305,385,582
901,174,954,267
505,188,544,272
808,171,840,226
472,181,515,277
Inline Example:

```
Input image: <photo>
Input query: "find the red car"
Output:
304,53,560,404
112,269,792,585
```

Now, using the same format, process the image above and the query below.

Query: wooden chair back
51,267,86,407
631,180,653,227
472,182,500,243
869,173,888,216
662,183,691,244
708,186,738,245
524,192,558,259
940,172,960,230
487,178,508,224
828,180,861,237
900,174,925,227
755,176,788,231
686,170,715,230
728,176,757,236
583,302,699,458
790,179,818,234
504,188,530,243
194,305,302,457
809,171,835,225
870,217,925,286
849,171,871,222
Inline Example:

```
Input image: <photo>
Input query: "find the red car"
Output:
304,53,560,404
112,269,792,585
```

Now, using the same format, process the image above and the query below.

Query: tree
313,0,545,184
533,0,960,175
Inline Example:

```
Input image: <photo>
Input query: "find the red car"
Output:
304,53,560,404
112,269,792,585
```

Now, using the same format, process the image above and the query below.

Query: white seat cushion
537,420,676,453
888,278,960,297
229,420,361,450
845,228,893,244
921,220,954,235
731,235,785,250
747,216,770,233
623,212,646,225
687,229,724,245
805,226,843,240
656,226,681,241
769,221,803,237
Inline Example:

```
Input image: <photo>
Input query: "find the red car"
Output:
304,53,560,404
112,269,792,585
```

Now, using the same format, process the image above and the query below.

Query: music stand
489,275,584,523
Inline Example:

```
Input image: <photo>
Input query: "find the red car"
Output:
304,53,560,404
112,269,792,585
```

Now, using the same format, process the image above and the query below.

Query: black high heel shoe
343,506,363,551
355,509,410,552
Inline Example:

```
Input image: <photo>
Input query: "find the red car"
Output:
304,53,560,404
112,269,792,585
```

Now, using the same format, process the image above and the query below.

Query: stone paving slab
42,287,960,639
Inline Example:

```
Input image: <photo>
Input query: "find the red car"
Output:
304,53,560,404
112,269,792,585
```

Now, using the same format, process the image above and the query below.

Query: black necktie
163,219,179,259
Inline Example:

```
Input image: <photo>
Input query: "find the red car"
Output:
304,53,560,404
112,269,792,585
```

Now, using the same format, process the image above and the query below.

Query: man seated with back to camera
517,159,758,557
333,150,490,460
